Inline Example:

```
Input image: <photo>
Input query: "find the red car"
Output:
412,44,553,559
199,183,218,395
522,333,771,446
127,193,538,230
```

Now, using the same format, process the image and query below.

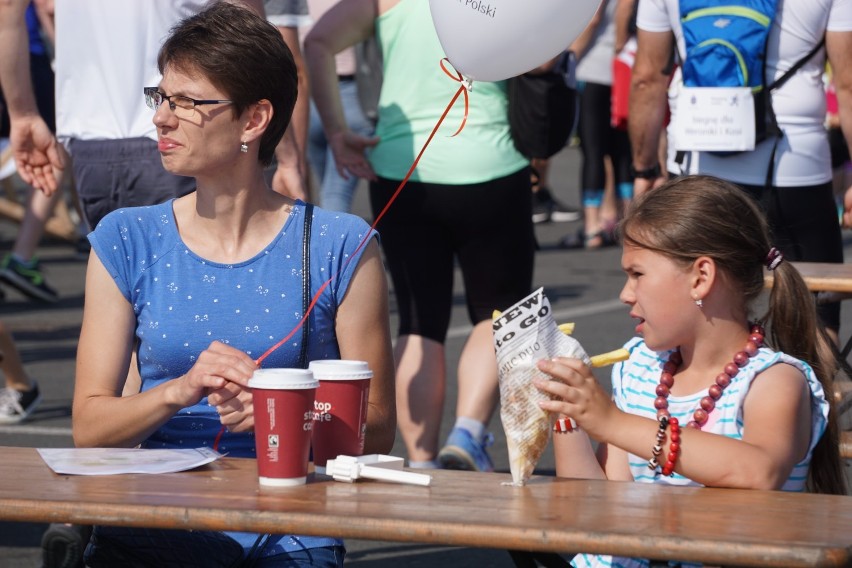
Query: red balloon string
213,60,470,452
254,59,468,367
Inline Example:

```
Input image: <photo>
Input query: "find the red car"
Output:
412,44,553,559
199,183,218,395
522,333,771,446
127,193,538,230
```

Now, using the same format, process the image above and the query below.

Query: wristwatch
630,163,662,180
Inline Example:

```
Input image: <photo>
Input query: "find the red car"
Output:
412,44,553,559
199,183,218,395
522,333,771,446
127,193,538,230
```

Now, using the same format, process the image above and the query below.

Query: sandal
584,228,618,249
559,228,617,250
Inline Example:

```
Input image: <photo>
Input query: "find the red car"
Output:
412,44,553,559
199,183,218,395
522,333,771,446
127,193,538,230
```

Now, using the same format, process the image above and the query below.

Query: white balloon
429,0,602,82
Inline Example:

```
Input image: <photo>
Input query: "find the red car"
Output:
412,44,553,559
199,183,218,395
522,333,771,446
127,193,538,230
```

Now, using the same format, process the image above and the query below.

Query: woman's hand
533,357,618,441
208,380,254,433
170,341,257,410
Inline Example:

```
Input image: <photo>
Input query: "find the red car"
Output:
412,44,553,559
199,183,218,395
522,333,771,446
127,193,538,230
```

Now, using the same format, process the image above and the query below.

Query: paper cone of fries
493,288,589,486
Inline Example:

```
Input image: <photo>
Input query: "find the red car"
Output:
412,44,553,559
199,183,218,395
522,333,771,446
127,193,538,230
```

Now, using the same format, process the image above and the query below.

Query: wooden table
766,261,852,438
765,262,852,295
1,447,851,567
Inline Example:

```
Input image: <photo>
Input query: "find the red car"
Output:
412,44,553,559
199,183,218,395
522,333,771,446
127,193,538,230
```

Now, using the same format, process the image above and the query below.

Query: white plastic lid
248,368,318,390
308,359,373,380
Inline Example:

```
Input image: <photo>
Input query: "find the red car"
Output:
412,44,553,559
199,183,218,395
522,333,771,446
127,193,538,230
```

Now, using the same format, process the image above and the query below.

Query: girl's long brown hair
620,176,846,495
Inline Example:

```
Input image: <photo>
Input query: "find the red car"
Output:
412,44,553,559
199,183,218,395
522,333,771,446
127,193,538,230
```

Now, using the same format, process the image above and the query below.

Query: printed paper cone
494,288,589,485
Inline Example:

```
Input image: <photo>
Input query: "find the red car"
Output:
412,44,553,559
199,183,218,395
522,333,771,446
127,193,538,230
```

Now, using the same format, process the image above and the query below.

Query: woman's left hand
208,381,254,433
533,357,617,441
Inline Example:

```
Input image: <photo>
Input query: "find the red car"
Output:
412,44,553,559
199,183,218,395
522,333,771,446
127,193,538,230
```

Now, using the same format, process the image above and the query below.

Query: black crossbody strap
762,37,825,191
767,37,825,92
298,203,314,369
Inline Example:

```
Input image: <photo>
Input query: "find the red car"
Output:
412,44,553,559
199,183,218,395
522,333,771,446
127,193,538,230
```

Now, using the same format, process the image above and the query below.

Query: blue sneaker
437,427,494,472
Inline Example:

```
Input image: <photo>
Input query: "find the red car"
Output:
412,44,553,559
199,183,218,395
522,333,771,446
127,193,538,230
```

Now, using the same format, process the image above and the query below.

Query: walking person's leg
438,168,535,472
0,319,41,423
369,177,454,468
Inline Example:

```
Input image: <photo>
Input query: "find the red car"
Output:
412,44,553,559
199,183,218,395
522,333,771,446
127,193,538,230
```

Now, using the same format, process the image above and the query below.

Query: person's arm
0,0,63,194
272,23,310,201
535,356,813,490
628,28,672,197
569,0,607,61
304,0,381,181
614,0,636,53
73,252,257,448
32,0,54,44
550,427,608,480
334,238,396,454
828,30,852,226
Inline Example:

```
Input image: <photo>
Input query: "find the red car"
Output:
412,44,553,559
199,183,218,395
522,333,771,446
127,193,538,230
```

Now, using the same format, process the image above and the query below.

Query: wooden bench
765,265,852,461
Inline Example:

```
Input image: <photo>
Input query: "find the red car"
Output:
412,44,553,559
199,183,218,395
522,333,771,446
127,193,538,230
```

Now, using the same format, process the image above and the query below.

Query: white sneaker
0,383,42,424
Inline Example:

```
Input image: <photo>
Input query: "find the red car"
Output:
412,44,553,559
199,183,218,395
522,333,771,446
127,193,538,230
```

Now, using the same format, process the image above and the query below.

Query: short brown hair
157,2,297,166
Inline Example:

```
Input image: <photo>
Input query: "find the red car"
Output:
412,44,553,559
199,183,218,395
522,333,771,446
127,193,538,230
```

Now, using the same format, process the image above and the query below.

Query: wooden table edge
0,497,848,568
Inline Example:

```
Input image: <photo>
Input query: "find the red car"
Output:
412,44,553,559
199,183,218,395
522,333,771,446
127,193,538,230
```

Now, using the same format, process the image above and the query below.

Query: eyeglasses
143,87,233,112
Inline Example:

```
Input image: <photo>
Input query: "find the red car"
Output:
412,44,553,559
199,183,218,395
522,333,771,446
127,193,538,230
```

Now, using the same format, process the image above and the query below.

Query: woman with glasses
73,4,395,566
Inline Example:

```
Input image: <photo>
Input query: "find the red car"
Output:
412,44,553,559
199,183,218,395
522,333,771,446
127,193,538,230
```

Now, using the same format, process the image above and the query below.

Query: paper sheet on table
37,447,223,475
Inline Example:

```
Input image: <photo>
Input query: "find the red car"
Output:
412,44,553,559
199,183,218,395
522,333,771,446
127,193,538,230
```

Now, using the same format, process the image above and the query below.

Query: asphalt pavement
0,144,849,567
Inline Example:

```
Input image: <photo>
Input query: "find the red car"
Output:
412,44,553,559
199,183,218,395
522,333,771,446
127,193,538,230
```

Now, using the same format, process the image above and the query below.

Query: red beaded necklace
654,323,765,430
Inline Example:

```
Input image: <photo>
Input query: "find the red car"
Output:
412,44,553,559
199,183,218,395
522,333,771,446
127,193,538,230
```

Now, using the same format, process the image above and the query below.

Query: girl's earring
240,141,248,153
694,298,703,308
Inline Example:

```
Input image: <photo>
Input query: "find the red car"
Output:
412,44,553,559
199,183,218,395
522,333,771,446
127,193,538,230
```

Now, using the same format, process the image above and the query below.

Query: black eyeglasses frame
143,87,233,112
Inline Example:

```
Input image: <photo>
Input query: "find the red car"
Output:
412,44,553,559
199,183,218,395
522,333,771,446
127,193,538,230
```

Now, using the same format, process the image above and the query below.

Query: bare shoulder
749,361,811,404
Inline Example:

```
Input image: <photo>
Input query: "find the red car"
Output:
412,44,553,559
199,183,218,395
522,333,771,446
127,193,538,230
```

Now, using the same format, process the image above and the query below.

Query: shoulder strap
761,37,826,191
767,37,825,92
298,203,314,369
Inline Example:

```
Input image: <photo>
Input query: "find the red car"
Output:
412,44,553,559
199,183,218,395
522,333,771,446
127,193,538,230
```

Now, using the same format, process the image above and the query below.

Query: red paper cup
249,368,318,487
308,360,372,472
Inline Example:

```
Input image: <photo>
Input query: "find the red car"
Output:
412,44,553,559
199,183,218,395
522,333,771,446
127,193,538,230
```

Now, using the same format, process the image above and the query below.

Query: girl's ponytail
766,260,846,495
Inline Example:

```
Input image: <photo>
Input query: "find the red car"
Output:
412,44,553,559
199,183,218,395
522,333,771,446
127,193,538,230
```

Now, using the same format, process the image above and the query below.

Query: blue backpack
677,0,825,176
678,0,779,146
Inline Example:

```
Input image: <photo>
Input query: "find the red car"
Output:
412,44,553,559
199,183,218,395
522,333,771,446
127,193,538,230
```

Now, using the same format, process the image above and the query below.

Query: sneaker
437,427,495,472
41,523,92,568
532,187,581,224
0,383,41,424
532,189,553,224
549,197,583,223
0,254,59,302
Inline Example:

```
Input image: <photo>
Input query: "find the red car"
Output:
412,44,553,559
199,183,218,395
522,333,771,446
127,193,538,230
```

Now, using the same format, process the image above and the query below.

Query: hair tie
765,247,784,271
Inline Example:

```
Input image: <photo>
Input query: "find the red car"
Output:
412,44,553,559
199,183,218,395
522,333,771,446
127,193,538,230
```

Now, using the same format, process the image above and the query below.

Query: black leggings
578,82,632,193
369,168,535,343
739,181,843,331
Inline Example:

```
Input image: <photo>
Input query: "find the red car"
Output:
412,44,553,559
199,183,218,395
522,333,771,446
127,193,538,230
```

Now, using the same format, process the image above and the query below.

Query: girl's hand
533,357,618,441
170,341,257,409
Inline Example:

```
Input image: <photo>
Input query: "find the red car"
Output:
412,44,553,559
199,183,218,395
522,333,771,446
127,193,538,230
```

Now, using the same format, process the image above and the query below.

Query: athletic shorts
68,137,196,230
369,167,535,343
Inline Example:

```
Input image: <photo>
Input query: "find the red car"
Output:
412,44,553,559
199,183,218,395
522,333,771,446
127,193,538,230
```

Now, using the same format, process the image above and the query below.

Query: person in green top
305,0,535,472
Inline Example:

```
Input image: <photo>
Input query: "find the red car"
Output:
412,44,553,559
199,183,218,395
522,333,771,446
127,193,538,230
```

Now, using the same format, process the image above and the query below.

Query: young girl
534,175,847,567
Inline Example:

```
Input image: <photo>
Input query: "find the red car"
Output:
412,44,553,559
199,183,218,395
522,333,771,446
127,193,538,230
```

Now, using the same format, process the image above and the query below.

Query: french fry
589,348,630,368
558,322,575,335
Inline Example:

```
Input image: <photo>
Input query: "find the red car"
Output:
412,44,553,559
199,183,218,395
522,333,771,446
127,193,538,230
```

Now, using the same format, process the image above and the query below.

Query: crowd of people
0,0,849,566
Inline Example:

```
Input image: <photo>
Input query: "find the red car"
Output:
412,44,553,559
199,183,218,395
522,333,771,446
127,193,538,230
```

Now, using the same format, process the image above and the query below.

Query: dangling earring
694,298,703,308
240,141,248,153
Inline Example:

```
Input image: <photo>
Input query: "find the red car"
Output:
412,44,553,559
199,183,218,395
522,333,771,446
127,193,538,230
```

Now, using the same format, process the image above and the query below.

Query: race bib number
674,87,755,152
